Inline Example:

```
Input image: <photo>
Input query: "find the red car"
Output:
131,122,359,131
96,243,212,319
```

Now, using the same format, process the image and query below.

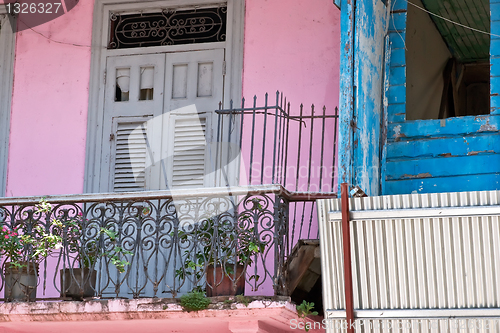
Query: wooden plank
285,240,320,296
387,133,500,159
388,114,500,139
420,0,490,61
385,173,500,194
386,154,500,180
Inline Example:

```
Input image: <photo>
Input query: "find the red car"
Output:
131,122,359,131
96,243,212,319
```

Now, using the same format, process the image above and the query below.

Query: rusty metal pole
341,183,355,332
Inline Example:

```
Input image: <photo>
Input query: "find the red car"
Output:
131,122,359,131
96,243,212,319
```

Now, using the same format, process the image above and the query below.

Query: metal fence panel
318,190,500,332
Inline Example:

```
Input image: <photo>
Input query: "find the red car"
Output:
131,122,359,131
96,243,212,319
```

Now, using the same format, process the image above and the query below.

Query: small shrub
179,291,211,312
235,295,250,307
296,300,318,318
296,301,319,332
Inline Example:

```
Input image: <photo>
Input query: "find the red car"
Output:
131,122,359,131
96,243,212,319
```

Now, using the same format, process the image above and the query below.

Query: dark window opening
406,0,490,120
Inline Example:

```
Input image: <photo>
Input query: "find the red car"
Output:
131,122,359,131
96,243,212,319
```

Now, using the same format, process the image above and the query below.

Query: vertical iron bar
279,92,285,184
307,105,315,192
295,104,304,192
239,98,245,152
291,202,298,252
273,195,280,293
341,183,355,333
307,201,315,238
260,93,269,184
332,107,339,192
215,102,223,187
276,92,283,185
224,99,234,187
249,96,257,185
319,106,327,192
283,102,290,188
299,200,307,239
271,92,279,184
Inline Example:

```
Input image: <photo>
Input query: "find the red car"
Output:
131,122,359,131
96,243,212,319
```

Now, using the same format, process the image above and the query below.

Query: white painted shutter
100,54,165,192
162,49,224,189
171,117,207,188
112,119,149,192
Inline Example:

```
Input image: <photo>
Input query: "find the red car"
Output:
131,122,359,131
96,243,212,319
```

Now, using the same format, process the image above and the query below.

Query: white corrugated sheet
317,190,500,332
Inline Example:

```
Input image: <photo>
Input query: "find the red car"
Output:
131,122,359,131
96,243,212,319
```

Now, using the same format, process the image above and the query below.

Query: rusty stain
479,124,498,132
491,93,499,96
350,119,358,132
468,150,494,156
439,153,453,157
401,173,433,179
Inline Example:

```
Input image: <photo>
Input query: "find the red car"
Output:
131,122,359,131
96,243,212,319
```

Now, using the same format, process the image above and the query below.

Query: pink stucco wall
240,0,340,188
2,0,340,300
241,0,340,297
4,0,93,197
4,0,340,197
243,0,340,109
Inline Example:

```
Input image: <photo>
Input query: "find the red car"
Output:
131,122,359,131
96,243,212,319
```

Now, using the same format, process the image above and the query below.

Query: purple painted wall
2,0,340,299
4,0,340,197
5,0,93,197
241,0,340,296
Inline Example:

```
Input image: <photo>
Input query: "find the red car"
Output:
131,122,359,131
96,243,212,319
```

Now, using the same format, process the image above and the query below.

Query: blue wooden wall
338,0,389,196
381,0,500,195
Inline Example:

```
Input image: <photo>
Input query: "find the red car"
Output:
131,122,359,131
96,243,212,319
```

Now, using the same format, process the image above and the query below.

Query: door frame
0,10,16,197
84,0,245,193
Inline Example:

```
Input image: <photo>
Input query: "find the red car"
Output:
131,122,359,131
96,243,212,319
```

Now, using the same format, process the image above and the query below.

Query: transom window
108,6,227,49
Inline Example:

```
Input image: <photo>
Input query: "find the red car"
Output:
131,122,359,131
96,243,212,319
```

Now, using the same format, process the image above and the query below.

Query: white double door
101,49,225,193
98,49,226,297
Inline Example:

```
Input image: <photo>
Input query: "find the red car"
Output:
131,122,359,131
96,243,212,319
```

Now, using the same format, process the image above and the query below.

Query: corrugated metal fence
318,190,500,332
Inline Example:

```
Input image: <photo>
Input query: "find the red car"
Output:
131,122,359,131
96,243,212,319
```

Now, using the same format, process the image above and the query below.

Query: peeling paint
479,124,498,132
393,124,402,138
401,173,432,179
467,150,494,156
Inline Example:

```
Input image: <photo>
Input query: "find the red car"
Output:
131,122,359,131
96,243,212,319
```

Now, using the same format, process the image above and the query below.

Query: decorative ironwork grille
109,6,227,49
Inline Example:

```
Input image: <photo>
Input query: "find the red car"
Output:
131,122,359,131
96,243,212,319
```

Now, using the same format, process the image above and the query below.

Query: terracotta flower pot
205,264,245,297
4,262,38,302
60,268,97,300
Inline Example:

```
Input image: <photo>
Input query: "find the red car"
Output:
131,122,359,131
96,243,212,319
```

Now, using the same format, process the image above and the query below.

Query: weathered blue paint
338,0,389,196
387,154,500,179
339,0,500,195
380,0,500,194
385,174,500,194
337,0,355,192
380,35,391,195
492,0,500,115
388,116,500,138
387,133,500,159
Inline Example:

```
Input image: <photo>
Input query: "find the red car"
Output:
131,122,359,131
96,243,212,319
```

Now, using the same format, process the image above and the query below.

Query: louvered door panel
112,119,150,192
172,117,207,188
99,54,165,192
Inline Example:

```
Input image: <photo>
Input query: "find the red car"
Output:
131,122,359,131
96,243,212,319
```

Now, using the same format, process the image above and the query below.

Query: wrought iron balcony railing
0,185,334,302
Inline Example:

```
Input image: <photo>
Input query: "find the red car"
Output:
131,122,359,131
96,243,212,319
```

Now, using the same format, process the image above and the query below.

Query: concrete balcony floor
0,297,325,333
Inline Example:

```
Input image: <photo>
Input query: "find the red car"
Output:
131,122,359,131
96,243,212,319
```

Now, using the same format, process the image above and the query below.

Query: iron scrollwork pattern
0,189,295,301
109,6,227,49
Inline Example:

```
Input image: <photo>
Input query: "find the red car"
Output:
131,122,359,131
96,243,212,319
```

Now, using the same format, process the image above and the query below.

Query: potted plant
57,211,97,300
0,199,63,302
60,224,132,300
175,214,266,297
56,210,133,300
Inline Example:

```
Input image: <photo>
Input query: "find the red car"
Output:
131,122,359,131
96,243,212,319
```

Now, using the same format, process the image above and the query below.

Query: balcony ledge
0,297,325,333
